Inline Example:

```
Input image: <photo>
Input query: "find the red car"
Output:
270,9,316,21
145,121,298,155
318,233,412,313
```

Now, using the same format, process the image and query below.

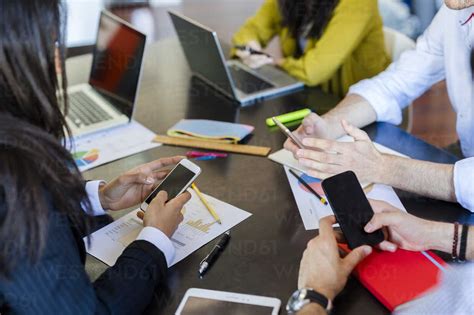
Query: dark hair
0,0,70,140
278,0,339,56
0,1,91,277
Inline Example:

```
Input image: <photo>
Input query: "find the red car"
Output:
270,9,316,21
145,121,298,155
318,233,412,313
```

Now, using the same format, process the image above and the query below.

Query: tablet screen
180,297,274,315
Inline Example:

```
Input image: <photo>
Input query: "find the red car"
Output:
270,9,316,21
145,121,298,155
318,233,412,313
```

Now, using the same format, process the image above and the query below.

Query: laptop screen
89,12,146,118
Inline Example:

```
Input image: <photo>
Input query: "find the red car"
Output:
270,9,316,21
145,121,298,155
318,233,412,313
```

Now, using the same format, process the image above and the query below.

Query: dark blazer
0,202,168,314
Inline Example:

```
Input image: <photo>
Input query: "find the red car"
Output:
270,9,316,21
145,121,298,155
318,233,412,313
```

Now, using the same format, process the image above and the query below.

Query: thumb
341,120,369,141
364,212,398,233
343,245,372,272
302,113,321,135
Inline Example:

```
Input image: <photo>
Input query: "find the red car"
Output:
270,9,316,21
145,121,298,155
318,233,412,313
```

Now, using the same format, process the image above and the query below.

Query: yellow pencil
191,183,222,224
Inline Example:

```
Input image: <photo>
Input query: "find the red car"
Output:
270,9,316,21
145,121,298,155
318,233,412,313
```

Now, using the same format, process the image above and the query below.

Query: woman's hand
138,191,192,238
365,200,453,253
98,156,184,211
298,216,372,301
235,40,274,69
295,120,385,183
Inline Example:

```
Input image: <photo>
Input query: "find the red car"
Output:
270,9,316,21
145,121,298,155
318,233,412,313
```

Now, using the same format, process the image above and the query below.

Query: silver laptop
169,11,304,106
66,10,146,137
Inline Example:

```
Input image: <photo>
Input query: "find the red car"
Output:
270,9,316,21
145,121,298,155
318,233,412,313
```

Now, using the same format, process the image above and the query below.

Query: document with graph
84,190,252,266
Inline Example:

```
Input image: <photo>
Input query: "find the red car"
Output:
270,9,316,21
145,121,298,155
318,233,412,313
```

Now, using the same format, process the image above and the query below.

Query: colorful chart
185,219,216,233
298,174,326,196
73,149,100,167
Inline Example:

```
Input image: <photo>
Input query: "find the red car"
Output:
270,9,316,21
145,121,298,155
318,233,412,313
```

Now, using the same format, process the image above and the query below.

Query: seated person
285,0,474,212
292,204,473,314
0,1,189,313
232,0,391,96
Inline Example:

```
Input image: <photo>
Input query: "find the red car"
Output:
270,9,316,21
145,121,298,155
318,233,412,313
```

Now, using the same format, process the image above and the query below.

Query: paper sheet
85,190,252,266
68,120,161,172
284,166,407,230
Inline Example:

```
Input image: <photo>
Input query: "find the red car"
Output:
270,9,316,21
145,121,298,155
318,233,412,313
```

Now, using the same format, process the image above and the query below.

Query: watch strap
306,289,331,310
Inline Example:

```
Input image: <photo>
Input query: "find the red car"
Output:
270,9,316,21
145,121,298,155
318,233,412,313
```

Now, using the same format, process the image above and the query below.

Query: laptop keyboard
227,65,275,94
68,91,113,128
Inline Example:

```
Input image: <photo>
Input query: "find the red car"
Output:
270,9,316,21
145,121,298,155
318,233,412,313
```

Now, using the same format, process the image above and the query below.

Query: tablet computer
176,288,281,315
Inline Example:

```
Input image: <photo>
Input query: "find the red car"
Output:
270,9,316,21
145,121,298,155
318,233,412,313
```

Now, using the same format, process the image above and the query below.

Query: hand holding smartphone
322,171,384,249
272,117,305,149
140,159,201,211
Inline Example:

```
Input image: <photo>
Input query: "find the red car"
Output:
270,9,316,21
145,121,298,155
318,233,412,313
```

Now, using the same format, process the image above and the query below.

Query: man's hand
137,191,191,238
365,200,453,253
295,120,384,183
298,216,372,301
284,113,333,156
98,156,184,211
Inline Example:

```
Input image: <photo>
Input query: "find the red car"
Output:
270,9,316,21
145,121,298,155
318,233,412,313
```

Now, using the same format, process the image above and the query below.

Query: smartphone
140,159,201,211
321,171,384,249
272,117,305,149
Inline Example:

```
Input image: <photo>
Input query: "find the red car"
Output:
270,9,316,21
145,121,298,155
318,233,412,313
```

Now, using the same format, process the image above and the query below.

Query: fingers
301,138,349,154
296,149,341,166
151,190,168,206
343,245,372,272
318,215,337,239
119,171,155,186
341,120,370,141
364,212,401,233
167,191,192,209
301,113,321,135
145,156,184,171
284,137,301,155
377,240,398,252
137,211,144,220
368,199,398,213
298,158,342,176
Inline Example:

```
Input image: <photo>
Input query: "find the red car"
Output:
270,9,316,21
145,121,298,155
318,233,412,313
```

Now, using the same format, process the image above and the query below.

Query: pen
289,169,328,205
186,151,228,158
191,183,222,224
234,45,271,58
199,230,231,277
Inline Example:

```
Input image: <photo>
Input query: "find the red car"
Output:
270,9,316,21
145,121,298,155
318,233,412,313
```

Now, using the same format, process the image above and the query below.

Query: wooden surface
66,37,472,315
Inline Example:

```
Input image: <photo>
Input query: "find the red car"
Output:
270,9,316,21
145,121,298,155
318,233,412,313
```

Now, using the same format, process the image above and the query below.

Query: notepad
167,119,254,144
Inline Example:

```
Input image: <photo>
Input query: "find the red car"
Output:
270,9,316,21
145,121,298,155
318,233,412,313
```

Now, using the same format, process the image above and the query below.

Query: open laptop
66,10,146,137
169,11,304,106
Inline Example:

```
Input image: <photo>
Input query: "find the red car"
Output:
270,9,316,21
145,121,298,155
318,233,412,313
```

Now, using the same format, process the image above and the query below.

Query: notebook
167,119,254,144
339,244,447,311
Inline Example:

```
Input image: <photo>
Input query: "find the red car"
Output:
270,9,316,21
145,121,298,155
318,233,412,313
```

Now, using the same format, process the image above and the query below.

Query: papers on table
284,166,407,230
85,190,251,266
68,120,161,172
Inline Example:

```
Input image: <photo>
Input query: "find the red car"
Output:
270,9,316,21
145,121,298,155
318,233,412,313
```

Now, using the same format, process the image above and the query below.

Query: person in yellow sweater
232,0,391,96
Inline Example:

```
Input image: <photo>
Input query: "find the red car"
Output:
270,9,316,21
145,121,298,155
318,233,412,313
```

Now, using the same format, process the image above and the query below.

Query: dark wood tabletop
66,38,473,315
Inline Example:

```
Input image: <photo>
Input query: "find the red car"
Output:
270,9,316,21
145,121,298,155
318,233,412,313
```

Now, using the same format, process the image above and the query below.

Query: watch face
286,289,309,313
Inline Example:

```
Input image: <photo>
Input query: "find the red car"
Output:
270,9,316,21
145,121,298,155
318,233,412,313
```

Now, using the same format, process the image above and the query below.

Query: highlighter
265,108,311,127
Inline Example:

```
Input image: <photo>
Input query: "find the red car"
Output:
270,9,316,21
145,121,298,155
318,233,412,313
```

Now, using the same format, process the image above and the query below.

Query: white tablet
175,288,281,315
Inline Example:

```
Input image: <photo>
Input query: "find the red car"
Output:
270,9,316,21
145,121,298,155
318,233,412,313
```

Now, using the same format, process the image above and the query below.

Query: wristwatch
286,288,332,314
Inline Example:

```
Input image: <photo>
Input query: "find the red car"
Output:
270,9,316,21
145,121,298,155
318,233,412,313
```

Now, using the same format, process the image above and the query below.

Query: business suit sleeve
280,0,379,86
0,209,168,315
349,5,447,125
232,0,281,48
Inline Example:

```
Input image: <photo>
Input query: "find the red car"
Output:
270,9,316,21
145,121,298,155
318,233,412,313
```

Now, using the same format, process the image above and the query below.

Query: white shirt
85,181,175,266
349,5,474,212
395,263,474,315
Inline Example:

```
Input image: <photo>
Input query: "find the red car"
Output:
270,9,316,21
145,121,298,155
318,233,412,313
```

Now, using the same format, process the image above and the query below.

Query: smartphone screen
145,164,196,204
322,171,384,249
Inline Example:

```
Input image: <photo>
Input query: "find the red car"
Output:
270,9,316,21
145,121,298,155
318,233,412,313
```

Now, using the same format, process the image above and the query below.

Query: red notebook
339,244,447,311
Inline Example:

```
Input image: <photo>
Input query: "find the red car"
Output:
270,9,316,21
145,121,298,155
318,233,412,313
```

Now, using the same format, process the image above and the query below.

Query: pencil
288,169,328,206
191,183,222,224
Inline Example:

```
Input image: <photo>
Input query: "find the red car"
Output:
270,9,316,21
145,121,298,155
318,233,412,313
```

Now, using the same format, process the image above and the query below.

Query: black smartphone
322,171,384,249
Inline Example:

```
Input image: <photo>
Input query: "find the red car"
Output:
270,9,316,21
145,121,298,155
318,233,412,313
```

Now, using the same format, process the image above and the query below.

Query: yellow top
232,0,391,96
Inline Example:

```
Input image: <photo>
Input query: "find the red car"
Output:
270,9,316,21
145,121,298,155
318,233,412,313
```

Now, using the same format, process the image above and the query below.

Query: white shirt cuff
349,76,404,125
84,180,107,216
453,158,474,213
136,227,176,267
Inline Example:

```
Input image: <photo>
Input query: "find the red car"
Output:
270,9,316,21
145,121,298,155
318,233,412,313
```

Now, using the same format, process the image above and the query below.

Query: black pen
289,168,328,205
199,230,231,277
234,45,271,58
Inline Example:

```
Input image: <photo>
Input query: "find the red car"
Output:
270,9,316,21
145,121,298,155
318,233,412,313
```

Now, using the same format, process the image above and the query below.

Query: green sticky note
266,108,311,126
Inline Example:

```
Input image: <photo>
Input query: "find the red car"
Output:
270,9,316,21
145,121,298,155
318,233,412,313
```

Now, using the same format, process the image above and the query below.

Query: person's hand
137,191,191,237
98,156,184,211
235,40,274,69
283,113,333,156
365,200,452,253
295,120,384,183
298,216,372,301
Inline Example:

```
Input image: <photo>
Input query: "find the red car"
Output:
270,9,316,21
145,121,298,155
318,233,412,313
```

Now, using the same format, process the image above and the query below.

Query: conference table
67,38,473,315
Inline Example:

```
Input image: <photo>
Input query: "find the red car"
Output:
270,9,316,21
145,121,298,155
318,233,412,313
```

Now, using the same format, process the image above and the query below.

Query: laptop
66,10,146,137
169,11,304,106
